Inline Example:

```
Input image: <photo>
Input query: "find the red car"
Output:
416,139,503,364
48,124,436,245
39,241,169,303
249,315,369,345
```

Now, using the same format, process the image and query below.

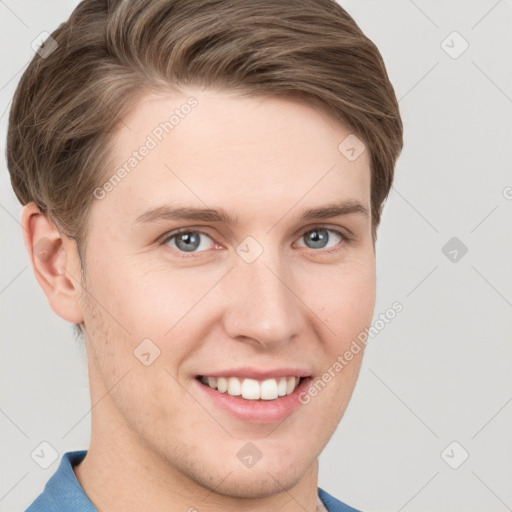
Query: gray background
1,1,511,511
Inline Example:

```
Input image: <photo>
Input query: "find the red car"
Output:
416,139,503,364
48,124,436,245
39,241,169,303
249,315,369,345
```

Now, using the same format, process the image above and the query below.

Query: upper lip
197,367,312,380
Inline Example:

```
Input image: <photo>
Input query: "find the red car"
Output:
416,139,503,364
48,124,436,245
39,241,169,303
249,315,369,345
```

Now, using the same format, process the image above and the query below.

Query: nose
221,244,304,350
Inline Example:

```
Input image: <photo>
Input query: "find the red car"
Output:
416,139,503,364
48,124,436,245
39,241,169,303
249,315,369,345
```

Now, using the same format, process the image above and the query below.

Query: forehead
95,88,371,227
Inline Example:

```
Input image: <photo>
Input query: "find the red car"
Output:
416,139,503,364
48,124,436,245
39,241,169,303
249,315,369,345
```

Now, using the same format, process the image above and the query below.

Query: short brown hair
7,0,402,257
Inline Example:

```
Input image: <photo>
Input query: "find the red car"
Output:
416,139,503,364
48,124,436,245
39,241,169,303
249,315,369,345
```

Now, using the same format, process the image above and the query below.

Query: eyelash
160,226,352,258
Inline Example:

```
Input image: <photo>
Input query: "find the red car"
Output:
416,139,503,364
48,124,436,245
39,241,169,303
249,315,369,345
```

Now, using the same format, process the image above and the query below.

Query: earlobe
20,202,85,324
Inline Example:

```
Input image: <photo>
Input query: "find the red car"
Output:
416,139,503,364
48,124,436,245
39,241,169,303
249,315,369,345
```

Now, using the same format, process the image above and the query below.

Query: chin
199,448,314,499
203,465,306,499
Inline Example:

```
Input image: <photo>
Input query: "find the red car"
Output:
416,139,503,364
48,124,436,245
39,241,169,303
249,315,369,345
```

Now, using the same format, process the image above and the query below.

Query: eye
162,229,215,254
295,227,347,253
161,226,350,257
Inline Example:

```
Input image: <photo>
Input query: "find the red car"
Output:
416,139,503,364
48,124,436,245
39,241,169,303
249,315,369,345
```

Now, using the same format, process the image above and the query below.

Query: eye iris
306,229,328,249
176,231,200,252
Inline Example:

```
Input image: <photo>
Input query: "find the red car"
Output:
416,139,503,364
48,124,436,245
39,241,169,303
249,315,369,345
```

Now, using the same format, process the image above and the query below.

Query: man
7,0,403,510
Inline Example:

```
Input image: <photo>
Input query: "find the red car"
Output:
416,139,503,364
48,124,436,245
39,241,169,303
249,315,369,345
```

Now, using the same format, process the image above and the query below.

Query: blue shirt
26,450,361,512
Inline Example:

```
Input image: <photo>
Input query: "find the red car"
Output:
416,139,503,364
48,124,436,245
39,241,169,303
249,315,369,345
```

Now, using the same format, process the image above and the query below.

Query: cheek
307,258,376,345
86,253,191,334
121,266,223,339
84,258,224,379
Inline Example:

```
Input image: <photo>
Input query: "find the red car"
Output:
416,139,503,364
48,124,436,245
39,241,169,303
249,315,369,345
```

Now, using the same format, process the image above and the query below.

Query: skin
21,87,375,512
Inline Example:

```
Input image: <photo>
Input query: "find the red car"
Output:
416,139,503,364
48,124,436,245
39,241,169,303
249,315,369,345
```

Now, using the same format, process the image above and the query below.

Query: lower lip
193,376,313,424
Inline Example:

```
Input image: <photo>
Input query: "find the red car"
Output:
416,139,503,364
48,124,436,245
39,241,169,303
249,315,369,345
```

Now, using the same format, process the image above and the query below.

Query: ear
20,202,84,324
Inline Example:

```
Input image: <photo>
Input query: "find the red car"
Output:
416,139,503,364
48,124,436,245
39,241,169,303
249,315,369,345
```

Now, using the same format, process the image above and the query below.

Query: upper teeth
200,376,301,400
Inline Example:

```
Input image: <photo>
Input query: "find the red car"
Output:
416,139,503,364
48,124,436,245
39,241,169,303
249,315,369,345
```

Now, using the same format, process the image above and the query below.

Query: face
77,87,375,498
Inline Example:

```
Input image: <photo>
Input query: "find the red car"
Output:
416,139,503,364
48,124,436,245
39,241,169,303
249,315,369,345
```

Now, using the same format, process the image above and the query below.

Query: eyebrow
134,200,369,226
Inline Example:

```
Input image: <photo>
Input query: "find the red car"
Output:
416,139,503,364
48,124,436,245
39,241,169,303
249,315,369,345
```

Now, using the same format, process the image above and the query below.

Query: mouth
194,373,313,424
196,375,304,401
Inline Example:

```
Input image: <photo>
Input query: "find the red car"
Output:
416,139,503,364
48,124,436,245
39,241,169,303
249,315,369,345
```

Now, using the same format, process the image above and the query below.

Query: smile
198,375,302,400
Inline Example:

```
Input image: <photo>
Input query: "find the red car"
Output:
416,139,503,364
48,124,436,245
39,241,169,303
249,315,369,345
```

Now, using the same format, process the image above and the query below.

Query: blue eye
297,227,346,251
163,229,215,254
161,226,349,257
